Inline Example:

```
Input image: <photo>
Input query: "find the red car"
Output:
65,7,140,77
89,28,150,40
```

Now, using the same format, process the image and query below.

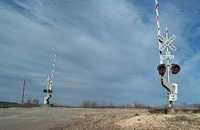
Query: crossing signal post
155,0,181,111
43,50,56,106
43,75,53,105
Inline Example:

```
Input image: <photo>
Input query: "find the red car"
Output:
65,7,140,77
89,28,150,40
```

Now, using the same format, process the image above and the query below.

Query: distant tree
80,100,97,108
134,102,150,109
24,98,39,107
32,99,39,105
27,99,31,104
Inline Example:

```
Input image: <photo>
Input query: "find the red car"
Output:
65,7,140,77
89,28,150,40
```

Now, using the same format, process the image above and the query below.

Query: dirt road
0,107,81,130
1,108,200,130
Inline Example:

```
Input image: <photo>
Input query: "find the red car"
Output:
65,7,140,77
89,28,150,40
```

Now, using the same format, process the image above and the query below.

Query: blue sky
0,0,200,106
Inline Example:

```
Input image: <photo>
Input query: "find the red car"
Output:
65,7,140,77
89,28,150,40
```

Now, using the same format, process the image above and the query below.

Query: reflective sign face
157,64,166,76
171,64,180,74
169,94,177,102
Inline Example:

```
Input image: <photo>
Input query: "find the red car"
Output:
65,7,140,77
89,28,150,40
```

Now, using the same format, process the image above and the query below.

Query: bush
80,100,97,108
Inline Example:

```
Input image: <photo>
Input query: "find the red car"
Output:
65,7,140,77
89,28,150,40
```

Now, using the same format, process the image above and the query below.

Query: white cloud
0,0,198,105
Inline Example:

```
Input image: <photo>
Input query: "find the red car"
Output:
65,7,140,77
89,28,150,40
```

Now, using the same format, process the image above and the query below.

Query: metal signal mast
154,0,181,110
43,49,56,105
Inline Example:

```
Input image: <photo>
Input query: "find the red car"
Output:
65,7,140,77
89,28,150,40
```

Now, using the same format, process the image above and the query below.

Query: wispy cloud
0,0,199,106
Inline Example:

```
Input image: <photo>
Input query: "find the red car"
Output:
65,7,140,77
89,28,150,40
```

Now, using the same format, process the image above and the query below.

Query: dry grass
1,108,200,130
52,108,200,130
59,113,200,130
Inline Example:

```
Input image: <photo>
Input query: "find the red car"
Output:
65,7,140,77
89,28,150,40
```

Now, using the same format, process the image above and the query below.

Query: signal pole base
165,102,175,114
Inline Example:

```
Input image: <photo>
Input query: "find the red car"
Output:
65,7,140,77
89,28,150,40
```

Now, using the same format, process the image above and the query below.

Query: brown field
0,107,200,130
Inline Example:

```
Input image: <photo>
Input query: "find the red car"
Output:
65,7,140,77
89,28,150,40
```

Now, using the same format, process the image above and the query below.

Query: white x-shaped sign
158,34,176,52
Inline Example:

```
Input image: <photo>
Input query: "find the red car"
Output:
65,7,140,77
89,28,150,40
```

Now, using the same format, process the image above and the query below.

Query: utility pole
154,0,181,111
21,80,25,104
